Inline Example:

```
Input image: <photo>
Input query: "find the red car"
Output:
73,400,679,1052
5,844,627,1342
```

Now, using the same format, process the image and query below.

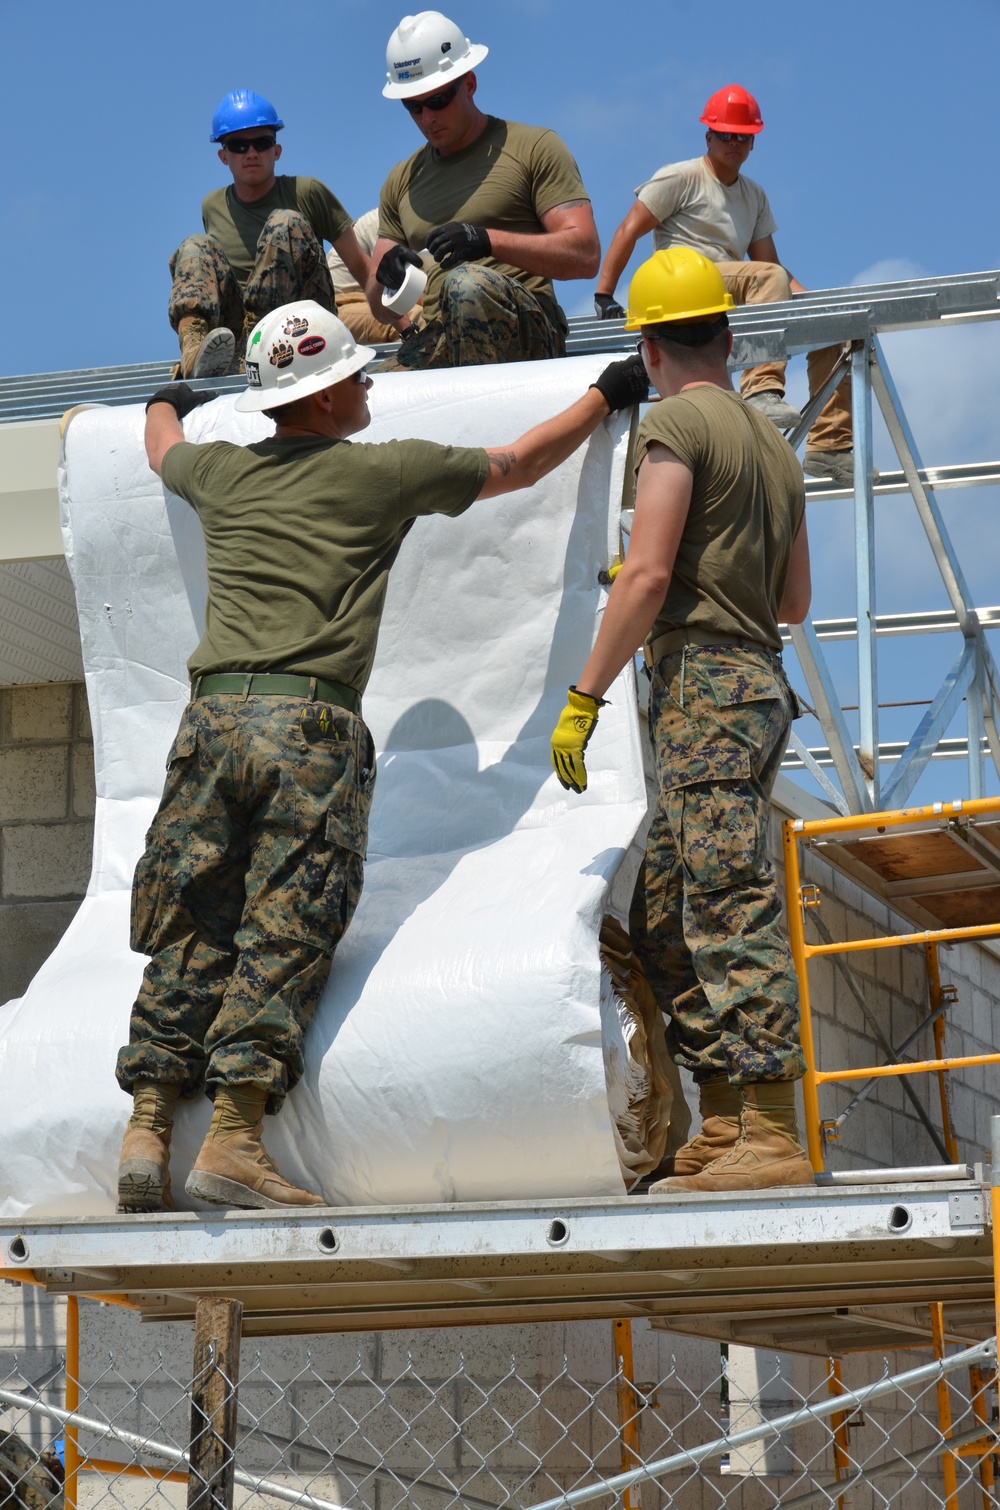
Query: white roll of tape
382,261,428,316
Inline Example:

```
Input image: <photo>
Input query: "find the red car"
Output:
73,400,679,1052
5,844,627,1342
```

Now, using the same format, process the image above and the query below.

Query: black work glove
590,354,649,412
425,221,491,270
594,293,626,320
145,383,218,419
375,244,423,289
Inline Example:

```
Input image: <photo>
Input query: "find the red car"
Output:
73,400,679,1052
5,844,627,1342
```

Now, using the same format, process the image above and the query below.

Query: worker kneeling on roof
367,10,600,371
552,248,815,1195
594,85,853,489
115,304,649,1213
167,89,386,381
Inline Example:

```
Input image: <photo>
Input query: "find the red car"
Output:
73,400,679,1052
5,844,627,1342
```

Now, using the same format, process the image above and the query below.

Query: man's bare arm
477,387,610,500
746,234,806,294
484,200,600,280
777,516,812,624
574,442,693,700
596,201,660,297
145,405,185,478
331,226,372,293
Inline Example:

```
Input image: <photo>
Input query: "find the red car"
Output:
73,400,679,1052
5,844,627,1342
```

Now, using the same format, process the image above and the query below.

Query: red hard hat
700,85,764,134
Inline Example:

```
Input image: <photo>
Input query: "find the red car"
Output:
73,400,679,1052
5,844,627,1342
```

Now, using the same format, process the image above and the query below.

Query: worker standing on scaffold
552,248,815,1194
114,302,648,1214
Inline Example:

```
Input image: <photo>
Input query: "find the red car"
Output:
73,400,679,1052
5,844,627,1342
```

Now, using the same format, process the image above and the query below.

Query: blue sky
4,0,999,803
4,0,997,374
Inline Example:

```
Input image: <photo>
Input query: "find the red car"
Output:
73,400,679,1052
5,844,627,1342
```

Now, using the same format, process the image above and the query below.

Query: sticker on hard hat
249,329,262,349
269,340,295,368
297,335,326,357
282,315,309,337
245,361,261,387
394,57,421,67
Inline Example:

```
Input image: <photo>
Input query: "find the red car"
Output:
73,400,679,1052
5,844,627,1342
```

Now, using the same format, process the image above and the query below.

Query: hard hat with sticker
236,301,375,413
382,12,488,99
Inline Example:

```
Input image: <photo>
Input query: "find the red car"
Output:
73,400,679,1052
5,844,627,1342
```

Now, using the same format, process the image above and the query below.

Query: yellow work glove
551,687,607,794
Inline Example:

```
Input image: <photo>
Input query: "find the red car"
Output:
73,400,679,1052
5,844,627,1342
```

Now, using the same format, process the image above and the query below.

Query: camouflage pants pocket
129,721,200,955
669,776,770,896
239,709,375,955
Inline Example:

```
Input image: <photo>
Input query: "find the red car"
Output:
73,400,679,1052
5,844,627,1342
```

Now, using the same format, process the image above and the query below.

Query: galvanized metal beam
881,642,978,809
804,459,1000,501
788,620,871,812
782,735,988,772
852,340,879,805
871,336,978,635
783,606,1000,643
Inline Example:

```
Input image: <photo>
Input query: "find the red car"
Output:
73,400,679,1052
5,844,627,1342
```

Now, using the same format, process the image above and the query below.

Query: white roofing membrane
0,356,661,1217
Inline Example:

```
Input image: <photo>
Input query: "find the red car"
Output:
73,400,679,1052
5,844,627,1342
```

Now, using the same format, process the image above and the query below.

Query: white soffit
0,419,62,562
0,559,83,685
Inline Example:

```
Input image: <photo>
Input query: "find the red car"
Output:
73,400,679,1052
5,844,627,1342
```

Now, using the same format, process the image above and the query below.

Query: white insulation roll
0,356,674,1218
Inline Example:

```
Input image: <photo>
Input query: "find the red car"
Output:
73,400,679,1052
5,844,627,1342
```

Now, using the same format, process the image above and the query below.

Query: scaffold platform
2,1168,994,1351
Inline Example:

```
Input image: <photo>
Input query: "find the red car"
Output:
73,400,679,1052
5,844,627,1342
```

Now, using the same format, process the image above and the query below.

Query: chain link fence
0,1313,997,1510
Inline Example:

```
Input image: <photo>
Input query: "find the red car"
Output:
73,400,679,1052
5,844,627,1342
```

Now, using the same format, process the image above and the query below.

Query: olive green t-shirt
161,435,489,689
201,176,353,289
378,117,588,324
634,386,804,652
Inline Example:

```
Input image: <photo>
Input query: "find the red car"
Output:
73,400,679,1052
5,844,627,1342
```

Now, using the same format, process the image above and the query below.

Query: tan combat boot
646,1075,740,1191
176,316,236,379
185,1086,325,1209
235,310,258,368
117,1081,180,1212
650,1081,814,1193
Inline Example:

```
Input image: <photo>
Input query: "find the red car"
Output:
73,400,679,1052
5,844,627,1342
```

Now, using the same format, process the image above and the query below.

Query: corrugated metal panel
0,267,995,423
0,559,83,685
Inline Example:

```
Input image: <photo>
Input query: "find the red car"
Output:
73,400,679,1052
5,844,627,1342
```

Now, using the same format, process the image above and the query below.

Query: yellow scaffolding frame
781,794,1000,1174
786,796,1000,1503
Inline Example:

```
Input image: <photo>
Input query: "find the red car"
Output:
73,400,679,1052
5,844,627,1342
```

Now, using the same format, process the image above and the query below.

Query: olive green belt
644,627,774,666
191,672,361,713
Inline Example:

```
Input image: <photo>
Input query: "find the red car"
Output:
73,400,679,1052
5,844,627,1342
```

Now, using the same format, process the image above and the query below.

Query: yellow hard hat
624,247,734,332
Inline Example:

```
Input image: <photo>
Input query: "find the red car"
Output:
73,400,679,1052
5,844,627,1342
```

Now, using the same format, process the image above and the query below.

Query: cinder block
3,821,93,897
874,946,901,993
72,741,96,818
0,746,68,823
0,900,81,1005
971,988,994,1046
8,684,73,743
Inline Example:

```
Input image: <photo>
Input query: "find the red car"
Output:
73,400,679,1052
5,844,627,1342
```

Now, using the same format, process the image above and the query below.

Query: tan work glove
551,687,606,794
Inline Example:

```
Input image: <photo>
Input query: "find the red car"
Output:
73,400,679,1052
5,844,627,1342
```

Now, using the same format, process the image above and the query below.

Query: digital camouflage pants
168,210,337,347
372,263,566,371
116,694,375,1113
629,645,805,1087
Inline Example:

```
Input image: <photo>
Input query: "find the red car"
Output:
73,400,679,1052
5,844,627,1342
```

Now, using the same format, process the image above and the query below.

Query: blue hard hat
210,90,284,142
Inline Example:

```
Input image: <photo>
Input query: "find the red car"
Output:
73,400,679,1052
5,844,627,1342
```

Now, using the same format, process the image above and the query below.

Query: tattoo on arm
488,450,517,478
552,198,589,210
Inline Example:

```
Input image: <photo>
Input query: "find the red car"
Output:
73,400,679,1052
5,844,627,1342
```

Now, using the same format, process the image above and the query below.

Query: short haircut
641,312,729,350
262,394,310,424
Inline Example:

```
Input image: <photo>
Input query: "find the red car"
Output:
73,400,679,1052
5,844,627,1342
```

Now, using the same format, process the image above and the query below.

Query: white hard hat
383,11,488,100
235,301,375,413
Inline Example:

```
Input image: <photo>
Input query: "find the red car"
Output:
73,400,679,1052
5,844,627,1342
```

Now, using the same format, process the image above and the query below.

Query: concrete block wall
0,682,93,1005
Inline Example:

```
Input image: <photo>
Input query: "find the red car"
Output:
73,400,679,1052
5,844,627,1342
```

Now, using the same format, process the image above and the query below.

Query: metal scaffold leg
612,1319,641,1510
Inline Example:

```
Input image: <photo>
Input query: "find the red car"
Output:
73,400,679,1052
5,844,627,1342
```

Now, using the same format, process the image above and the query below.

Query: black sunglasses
712,131,753,144
402,80,461,115
223,135,277,154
